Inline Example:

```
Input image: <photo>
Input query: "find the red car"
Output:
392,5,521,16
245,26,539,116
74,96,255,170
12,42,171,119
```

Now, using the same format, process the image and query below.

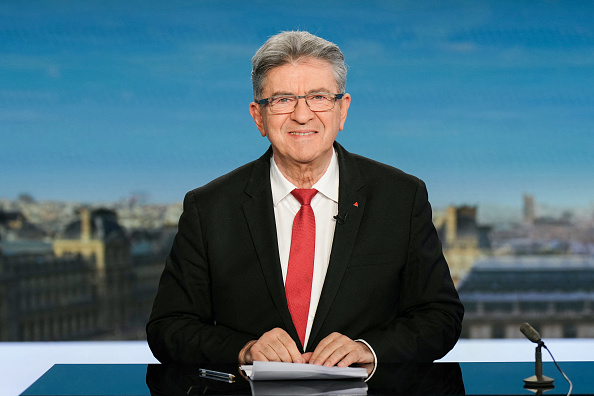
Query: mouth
289,131,317,136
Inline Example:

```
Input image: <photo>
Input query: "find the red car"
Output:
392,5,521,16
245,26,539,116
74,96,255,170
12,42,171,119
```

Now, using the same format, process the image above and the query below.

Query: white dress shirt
270,149,339,350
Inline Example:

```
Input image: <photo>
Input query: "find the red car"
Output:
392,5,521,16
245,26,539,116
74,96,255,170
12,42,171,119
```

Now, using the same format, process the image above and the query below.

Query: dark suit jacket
147,142,463,364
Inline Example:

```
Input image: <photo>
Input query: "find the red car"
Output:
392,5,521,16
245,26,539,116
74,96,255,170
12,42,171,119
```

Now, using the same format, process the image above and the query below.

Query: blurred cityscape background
1,0,593,341
2,192,594,341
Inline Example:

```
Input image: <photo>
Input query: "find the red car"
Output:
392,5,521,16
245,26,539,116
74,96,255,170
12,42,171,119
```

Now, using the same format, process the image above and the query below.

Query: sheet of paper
240,361,368,381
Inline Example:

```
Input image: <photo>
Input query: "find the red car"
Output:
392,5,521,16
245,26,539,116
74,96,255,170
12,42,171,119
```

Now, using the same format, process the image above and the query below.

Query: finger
309,333,341,364
309,332,343,365
335,341,374,367
273,329,303,363
311,334,374,367
251,328,302,363
249,330,283,362
335,349,359,367
249,341,279,362
320,343,354,367
301,352,313,363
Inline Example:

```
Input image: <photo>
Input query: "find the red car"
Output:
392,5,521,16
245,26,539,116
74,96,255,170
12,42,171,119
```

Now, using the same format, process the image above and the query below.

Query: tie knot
292,189,318,206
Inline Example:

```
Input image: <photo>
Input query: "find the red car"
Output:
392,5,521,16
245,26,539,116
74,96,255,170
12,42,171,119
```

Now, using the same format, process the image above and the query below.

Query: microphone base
523,375,554,388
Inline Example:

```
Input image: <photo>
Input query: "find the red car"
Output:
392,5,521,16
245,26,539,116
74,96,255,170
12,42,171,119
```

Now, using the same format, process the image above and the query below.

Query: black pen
199,368,236,383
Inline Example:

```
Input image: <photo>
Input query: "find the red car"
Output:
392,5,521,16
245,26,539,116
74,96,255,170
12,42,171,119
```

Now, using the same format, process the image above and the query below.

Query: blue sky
1,0,593,217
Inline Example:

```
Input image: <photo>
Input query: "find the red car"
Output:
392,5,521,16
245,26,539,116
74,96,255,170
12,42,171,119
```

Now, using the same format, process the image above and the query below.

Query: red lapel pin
353,202,359,207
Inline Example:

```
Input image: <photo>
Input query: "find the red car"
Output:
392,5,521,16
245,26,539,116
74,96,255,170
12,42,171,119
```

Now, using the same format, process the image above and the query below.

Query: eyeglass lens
269,94,336,113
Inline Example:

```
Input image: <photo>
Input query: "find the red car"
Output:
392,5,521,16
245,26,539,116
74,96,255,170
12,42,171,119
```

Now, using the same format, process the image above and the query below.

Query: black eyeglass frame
256,93,344,114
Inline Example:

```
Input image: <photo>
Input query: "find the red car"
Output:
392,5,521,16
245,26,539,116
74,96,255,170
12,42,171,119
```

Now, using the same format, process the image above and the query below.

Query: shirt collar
270,148,339,206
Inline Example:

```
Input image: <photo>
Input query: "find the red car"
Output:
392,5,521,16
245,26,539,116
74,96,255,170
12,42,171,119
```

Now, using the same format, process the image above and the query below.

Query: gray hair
251,31,347,100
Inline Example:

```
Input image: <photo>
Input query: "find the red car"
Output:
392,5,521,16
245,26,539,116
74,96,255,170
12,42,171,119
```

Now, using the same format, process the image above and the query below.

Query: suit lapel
308,143,366,347
242,148,299,343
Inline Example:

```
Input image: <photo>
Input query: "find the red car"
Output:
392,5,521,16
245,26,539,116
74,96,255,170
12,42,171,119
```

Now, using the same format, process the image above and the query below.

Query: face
249,57,350,172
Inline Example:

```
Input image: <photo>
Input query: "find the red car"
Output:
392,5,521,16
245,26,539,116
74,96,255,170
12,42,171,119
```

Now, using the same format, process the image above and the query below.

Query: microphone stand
523,342,554,389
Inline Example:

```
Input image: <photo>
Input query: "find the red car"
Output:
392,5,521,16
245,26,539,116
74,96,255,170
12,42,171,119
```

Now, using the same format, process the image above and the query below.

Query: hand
240,328,304,364
308,332,374,367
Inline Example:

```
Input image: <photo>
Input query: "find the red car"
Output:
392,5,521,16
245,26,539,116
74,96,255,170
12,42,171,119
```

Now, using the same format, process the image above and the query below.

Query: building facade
435,205,491,286
53,208,133,338
0,249,100,341
458,255,594,339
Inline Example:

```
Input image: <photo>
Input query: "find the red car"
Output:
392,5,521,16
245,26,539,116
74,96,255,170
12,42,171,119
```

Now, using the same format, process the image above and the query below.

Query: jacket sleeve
146,191,255,363
359,179,464,362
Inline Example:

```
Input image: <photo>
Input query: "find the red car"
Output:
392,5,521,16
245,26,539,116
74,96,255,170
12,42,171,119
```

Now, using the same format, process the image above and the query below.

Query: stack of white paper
240,361,368,381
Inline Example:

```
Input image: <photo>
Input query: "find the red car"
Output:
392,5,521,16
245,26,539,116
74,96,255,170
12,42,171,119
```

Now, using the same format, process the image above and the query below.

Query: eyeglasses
256,93,344,114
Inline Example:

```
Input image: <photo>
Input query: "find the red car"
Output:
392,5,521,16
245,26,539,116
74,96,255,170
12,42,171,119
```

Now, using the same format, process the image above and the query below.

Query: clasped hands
239,328,374,368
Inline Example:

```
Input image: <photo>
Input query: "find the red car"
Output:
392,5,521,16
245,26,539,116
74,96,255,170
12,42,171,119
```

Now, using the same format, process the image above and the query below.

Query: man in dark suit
147,31,463,369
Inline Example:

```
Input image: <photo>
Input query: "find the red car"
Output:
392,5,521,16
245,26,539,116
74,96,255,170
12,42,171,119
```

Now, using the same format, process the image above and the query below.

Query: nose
290,96,315,123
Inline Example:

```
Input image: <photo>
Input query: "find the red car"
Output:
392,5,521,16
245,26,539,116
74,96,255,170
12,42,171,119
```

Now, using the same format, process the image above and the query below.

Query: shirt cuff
355,339,377,381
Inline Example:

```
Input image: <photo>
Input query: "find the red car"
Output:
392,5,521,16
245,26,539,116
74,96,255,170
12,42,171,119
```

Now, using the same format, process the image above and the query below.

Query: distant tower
523,194,535,225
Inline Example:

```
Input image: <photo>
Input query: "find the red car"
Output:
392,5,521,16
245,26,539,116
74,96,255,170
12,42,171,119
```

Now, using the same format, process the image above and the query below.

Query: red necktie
285,188,317,348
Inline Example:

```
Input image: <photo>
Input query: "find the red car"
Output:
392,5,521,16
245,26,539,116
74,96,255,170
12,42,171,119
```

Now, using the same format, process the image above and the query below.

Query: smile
289,131,316,136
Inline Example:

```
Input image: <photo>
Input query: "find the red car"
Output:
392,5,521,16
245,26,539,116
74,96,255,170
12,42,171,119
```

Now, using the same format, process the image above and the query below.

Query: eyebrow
267,88,335,97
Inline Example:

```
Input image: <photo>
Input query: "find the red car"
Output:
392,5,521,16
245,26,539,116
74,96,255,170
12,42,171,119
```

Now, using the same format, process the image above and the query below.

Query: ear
249,102,267,137
338,93,351,131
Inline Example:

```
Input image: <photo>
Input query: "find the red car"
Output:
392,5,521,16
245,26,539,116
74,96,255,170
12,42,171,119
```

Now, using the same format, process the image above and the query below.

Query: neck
273,152,332,189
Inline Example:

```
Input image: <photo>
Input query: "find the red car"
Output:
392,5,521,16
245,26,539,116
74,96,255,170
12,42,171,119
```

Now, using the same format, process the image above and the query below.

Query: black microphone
333,212,348,225
520,322,543,345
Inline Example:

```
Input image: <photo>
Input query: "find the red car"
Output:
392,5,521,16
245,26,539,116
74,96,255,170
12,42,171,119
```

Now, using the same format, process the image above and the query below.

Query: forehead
262,57,337,95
